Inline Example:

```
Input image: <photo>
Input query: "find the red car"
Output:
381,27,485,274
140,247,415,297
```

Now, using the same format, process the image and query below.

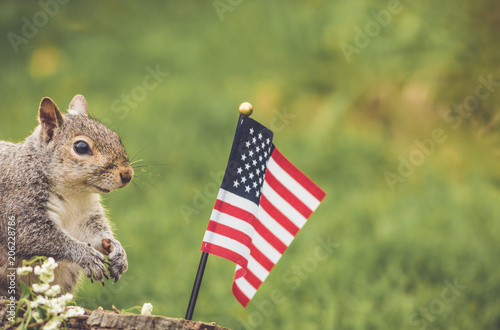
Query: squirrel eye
74,141,91,155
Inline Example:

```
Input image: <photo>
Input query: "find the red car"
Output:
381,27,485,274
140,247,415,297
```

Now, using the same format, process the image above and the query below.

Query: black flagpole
185,252,209,320
185,102,254,321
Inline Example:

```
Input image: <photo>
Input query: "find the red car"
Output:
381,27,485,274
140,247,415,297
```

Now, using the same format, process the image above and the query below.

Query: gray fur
0,95,133,299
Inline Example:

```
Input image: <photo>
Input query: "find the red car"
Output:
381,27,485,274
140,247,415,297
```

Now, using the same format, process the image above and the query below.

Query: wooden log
0,301,230,330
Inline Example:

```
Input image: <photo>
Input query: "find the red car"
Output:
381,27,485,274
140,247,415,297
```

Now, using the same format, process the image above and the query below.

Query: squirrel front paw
78,243,110,285
102,238,128,283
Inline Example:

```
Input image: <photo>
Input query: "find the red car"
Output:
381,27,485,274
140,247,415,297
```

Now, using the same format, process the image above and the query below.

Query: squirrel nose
120,167,134,185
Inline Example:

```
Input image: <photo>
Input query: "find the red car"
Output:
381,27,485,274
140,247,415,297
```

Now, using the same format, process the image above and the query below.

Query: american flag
201,115,326,307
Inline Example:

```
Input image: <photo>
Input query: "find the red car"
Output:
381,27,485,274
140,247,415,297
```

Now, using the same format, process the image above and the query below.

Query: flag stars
245,163,251,170
249,150,254,157
246,141,251,148
252,160,258,166
256,146,260,153
241,154,247,161
249,128,254,135
245,186,251,193
258,133,263,140
252,137,257,144
237,167,243,174
233,180,240,188
266,138,271,145
241,176,247,183
261,142,265,149
249,173,255,179
253,182,258,188
256,169,261,175
259,156,263,162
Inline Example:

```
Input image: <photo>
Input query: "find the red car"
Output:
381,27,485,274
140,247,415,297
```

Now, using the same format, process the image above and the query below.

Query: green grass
1,1,500,329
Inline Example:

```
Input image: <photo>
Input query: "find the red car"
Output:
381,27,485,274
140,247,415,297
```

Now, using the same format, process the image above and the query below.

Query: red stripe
250,246,276,272
201,242,247,269
232,281,250,307
252,217,287,254
241,270,263,289
271,148,326,202
259,195,300,236
264,170,312,218
213,199,255,224
205,221,252,250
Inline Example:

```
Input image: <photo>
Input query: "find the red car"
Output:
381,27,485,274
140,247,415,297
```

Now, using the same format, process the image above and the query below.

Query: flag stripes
201,116,326,307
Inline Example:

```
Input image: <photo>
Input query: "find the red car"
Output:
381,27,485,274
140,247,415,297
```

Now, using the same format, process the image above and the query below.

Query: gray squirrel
0,95,134,298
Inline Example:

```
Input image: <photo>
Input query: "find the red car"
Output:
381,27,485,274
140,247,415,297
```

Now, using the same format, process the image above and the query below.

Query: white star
249,173,254,179
246,141,251,148
261,142,265,148
256,146,260,153
249,150,254,157
252,137,257,144
264,151,268,157
241,176,247,183
249,128,254,135
258,133,263,140
256,169,260,175
253,182,258,188
237,167,243,174
253,160,257,166
259,178,263,184
256,190,260,198
233,180,240,187
259,156,263,162
266,138,270,145
241,154,247,161
245,186,251,193
261,164,265,170
245,163,251,170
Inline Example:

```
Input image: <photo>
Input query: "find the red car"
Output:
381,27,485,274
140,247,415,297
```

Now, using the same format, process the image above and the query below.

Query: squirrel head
38,95,134,194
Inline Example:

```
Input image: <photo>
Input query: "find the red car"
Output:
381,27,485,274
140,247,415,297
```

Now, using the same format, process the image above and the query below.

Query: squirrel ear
39,97,64,143
68,94,88,116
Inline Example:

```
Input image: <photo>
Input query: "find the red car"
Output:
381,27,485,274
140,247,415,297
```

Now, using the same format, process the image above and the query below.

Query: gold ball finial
239,102,253,116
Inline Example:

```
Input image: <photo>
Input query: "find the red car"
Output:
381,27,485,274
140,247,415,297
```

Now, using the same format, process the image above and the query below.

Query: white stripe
261,183,307,229
256,207,294,246
210,209,254,238
234,276,257,300
246,255,270,282
203,231,251,259
216,188,259,215
252,232,282,264
267,157,321,211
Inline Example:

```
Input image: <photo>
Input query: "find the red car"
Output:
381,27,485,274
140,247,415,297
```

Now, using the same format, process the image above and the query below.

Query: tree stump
0,301,230,330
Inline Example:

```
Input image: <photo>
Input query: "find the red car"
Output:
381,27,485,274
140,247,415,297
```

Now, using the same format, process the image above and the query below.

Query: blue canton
221,115,275,204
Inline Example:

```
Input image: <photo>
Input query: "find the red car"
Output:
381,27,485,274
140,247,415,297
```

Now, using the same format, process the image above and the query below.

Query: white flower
44,285,61,297
63,306,85,318
34,261,56,284
43,257,58,271
57,293,74,305
32,311,41,321
17,266,33,275
141,302,153,316
29,295,49,309
32,283,50,293
42,317,63,330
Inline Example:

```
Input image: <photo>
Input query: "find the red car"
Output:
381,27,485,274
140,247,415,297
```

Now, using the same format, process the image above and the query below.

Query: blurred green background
1,1,500,329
